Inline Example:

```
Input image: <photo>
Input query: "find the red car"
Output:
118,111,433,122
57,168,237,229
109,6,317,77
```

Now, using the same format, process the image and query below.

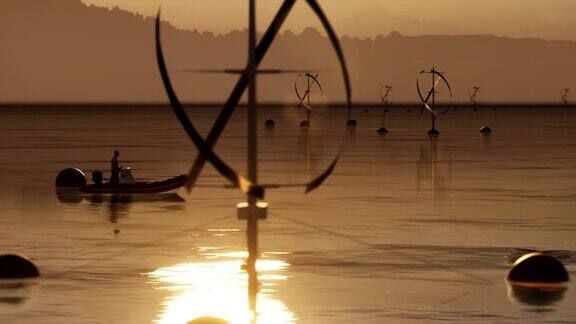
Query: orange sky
82,0,576,40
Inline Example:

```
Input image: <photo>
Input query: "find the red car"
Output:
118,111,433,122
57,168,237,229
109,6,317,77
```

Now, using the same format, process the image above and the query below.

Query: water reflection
56,192,185,236
148,250,294,324
0,280,40,315
296,128,324,180
417,138,451,199
507,283,567,309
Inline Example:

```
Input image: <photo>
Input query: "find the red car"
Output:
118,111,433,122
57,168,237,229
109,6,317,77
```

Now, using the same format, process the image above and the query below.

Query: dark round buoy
427,128,440,136
508,252,569,284
347,119,357,128
0,255,40,279
376,127,389,134
406,109,412,112
55,168,86,188
188,317,229,324
264,119,275,128
480,126,492,135
364,109,369,112
299,120,310,128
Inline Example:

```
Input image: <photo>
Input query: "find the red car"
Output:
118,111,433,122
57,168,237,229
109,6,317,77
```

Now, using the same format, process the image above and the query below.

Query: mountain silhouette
1,0,575,103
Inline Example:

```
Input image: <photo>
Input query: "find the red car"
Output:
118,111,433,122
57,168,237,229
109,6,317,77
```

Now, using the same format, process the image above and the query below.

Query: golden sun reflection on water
148,250,295,324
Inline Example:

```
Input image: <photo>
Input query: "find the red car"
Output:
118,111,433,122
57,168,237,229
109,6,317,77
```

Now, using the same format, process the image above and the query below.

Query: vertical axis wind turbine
470,86,481,112
417,67,452,136
469,87,493,135
562,89,571,109
295,72,323,128
155,0,352,319
377,85,393,134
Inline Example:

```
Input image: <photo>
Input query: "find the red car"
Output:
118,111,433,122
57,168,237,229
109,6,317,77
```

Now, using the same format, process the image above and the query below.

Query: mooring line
0,165,51,185
47,213,235,279
271,211,495,285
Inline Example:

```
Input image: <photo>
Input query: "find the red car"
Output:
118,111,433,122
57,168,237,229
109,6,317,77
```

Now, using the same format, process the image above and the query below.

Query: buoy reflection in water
0,279,40,315
148,251,294,324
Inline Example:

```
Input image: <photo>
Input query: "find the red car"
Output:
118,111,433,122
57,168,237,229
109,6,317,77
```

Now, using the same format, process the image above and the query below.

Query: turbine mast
248,0,258,198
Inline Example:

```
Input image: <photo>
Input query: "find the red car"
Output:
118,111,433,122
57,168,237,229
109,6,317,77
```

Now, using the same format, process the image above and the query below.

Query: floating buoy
188,317,229,324
364,109,369,112
406,109,412,112
506,253,569,306
264,119,275,128
508,252,569,284
0,254,40,279
480,126,492,135
427,128,440,136
376,127,389,134
299,120,310,128
347,119,357,128
55,168,86,188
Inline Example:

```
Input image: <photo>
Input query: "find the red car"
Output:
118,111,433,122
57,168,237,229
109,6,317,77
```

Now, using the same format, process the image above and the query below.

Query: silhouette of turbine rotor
295,73,324,112
416,69,453,116
469,86,481,105
380,85,393,108
155,0,352,200
561,89,570,107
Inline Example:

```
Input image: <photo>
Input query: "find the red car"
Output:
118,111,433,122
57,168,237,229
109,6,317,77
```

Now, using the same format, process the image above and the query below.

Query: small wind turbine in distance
470,86,481,112
377,85,393,134
417,67,453,137
561,88,571,110
469,86,492,135
295,72,323,128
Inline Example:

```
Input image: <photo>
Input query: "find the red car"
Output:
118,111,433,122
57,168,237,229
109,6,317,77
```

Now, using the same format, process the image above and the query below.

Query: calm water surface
0,106,575,323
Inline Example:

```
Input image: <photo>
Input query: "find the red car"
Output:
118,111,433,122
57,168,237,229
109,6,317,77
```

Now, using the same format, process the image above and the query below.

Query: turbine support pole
247,0,261,317
431,67,437,131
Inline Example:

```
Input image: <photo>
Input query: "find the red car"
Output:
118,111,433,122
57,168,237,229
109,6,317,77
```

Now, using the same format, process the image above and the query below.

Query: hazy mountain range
1,0,575,104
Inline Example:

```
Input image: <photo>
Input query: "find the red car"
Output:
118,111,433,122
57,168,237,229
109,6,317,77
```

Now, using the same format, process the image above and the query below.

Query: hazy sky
81,0,576,40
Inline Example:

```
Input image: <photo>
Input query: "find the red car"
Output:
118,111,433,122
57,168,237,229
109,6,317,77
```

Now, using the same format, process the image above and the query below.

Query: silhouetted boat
81,175,187,195
55,168,186,195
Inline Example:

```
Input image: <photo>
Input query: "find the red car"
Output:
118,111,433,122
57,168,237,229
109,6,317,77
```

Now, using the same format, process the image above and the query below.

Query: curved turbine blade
155,11,263,200
416,74,427,103
431,70,453,98
305,154,339,193
252,153,340,192
184,0,298,192
307,73,324,111
305,0,352,122
423,102,435,116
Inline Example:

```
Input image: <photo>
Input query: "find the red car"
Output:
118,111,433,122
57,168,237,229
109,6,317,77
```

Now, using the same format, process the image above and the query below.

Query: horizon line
0,102,572,108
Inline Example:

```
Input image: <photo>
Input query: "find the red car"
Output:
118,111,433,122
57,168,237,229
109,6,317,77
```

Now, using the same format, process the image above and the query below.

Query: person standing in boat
110,150,121,186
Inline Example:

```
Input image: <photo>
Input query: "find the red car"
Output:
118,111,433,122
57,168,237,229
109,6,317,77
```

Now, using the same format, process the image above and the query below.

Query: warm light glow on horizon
81,0,576,40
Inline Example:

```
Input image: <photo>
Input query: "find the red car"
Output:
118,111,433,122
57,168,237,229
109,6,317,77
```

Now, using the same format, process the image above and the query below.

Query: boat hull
81,174,187,195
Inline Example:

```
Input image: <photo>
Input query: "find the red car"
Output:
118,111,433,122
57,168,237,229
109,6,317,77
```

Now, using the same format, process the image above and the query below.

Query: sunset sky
82,0,576,40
